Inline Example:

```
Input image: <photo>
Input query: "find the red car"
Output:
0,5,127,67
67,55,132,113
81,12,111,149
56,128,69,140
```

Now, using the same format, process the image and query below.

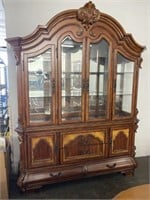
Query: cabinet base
17,156,137,191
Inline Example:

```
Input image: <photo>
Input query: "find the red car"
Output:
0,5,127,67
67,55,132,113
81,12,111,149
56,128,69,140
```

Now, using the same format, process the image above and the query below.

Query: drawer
87,156,136,174
24,165,83,184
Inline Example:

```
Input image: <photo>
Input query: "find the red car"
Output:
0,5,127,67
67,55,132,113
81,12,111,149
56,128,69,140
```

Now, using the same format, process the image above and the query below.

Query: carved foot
121,169,135,176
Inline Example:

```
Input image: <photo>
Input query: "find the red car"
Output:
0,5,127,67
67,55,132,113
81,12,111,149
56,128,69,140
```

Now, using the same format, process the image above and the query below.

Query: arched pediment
6,1,145,64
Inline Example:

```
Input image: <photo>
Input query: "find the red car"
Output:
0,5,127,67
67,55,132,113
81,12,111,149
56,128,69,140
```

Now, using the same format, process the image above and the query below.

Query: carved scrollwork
137,57,143,68
132,145,136,157
18,134,23,144
14,46,21,65
17,171,26,192
77,1,101,31
76,27,84,37
134,108,139,132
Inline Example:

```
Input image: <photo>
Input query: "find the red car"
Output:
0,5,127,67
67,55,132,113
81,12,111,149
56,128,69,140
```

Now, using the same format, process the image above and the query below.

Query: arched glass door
61,37,82,121
114,53,134,118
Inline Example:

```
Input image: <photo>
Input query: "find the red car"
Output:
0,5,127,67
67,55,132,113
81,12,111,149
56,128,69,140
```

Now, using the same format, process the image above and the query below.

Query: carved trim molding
77,1,101,30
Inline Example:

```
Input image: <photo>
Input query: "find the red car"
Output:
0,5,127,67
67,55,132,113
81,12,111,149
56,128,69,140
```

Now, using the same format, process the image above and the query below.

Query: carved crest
77,1,101,30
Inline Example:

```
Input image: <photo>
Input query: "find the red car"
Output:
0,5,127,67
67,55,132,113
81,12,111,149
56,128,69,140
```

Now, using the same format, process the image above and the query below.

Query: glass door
113,53,134,118
88,39,109,119
61,36,82,121
27,48,54,123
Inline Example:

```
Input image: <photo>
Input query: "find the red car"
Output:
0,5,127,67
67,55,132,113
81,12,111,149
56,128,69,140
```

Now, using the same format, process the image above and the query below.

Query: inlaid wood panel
110,128,131,156
61,130,107,163
28,133,57,168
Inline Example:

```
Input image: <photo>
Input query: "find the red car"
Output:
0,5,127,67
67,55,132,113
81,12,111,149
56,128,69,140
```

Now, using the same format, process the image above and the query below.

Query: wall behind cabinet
3,0,150,173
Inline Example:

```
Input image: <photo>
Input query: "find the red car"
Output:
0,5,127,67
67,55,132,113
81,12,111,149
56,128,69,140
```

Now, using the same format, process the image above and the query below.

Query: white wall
3,0,150,173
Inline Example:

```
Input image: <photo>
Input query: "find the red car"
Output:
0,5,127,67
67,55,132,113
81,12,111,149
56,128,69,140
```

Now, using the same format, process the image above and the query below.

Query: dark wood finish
6,1,144,191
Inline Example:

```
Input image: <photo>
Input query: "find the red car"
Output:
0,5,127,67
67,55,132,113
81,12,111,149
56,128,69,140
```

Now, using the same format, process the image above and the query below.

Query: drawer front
24,156,136,189
25,166,83,185
61,130,107,163
27,132,57,168
87,156,136,174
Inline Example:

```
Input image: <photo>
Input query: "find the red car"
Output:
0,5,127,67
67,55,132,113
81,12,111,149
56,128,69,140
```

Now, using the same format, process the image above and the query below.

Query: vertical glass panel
28,49,52,123
89,39,109,119
114,53,134,117
61,37,82,121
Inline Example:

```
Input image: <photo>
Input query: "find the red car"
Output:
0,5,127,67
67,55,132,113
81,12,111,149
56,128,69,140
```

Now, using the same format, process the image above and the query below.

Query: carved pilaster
132,109,139,157
134,108,139,133
6,37,22,65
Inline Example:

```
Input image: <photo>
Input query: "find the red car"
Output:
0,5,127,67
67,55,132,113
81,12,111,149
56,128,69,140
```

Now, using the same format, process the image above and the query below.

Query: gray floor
9,156,150,199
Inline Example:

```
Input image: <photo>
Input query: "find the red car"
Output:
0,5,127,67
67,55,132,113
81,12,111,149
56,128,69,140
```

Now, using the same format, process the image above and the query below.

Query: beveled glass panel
61,37,82,121
28,49,52,123
89,39,109,119
114,53,134,117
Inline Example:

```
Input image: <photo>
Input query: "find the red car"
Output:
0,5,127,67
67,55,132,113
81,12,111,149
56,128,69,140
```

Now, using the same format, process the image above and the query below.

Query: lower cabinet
17,126,136,191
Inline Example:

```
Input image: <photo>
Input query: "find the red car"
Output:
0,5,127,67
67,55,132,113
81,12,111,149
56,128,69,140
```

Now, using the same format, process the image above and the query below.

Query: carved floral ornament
77,1,101,30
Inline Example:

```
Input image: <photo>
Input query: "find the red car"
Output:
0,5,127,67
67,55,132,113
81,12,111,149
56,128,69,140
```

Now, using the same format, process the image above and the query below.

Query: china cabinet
6,1,144,191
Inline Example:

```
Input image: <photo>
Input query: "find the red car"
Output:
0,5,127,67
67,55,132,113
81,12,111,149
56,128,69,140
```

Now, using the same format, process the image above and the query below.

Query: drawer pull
83,165,88,174
49,172,62,177
106,163,116,169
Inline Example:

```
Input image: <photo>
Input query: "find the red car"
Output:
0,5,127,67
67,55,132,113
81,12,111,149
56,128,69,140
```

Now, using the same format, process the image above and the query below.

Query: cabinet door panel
88,39,110,119
61,36,82,122
28,133,57,168
61,130,107,163
110,128,131,156
26,46,55,124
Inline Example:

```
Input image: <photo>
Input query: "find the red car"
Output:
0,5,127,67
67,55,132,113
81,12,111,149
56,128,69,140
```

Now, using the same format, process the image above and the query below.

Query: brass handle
106,163,116,169
49,172,62,177
82,79,89,91
83,165,88,174
52,79,56,94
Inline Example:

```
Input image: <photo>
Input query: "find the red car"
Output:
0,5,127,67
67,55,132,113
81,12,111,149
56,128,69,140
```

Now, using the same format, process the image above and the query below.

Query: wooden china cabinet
6,1,144,191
